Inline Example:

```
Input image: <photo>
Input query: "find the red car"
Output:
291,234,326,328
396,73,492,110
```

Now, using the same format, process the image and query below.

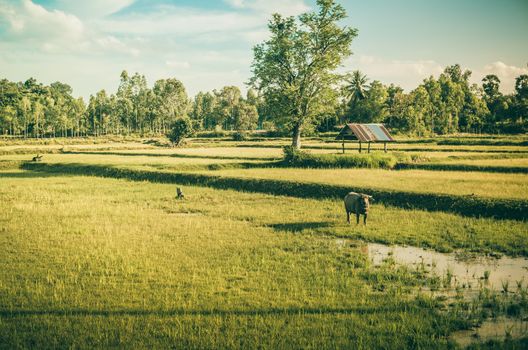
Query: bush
233,131,248,141
167,118,194,146
282,146,399,169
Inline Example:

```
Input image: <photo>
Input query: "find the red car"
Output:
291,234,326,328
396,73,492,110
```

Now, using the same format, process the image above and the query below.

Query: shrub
282,146,399,169
167,118,194,146
233,131,248,141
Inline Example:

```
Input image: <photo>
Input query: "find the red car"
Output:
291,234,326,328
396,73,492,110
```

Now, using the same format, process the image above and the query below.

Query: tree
0,105,17,135
460,84,488,132
233,101,259,131
167,117,193,146
482,75,501,101
190,91,217,130
344,70,369,105
213,86,242,130
117,70,133,133
422,76,443,133
153,78,189,133
385,84,404,129
250,0,357,149
513,75,528,125
18,96,31,137
351,80,388,123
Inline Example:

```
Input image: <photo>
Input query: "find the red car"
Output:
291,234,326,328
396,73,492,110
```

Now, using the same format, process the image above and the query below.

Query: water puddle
334,240,528,346
365,243,528,292
334,239,528,292
449,317,528,347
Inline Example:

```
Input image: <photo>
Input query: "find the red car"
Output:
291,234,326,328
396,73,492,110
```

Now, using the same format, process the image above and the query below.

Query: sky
0,0,527,100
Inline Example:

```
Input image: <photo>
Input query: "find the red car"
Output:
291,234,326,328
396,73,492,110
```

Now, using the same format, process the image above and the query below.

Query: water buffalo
344,192,373,225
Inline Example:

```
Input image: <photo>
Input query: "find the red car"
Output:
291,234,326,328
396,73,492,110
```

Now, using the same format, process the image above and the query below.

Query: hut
336,123,395,153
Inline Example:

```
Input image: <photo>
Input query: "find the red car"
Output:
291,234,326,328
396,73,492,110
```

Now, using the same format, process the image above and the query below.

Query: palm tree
344,70,369,105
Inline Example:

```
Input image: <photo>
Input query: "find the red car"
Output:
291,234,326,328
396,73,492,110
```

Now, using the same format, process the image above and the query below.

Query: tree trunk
291,123,301,150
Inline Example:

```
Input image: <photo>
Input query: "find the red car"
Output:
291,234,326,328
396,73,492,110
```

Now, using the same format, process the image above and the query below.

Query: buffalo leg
356,213,360,225
364,213,368,225
347,211,350,224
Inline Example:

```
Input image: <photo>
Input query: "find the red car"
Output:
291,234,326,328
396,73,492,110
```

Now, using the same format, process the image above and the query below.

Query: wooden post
384,142,387,153
367,142,371,153
342,135,345,154
359,141,362,153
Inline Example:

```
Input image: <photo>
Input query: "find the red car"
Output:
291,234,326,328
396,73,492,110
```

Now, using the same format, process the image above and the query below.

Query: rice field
194,167,528,200
1,136,527,349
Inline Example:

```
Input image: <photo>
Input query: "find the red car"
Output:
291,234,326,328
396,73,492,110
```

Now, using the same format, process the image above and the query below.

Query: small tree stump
176,187,185,199
32,154,43,162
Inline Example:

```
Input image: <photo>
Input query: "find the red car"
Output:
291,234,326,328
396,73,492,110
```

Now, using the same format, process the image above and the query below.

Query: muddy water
335,241,528,346
365,243,528,291
449,317,528,347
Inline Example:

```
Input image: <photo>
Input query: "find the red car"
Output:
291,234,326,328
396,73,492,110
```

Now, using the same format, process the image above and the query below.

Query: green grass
282,147,402,169
195,167,528,200
0,171,453,348
21,162,528,221
1,170,527,348
1,136,528,348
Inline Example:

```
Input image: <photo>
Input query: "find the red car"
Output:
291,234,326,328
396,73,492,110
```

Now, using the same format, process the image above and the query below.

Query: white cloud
165,60,191,69
477,61,528,93
55,0,134,18
343,55,444,90
1,0,84,39
225,0,310,16
97,9,261,36
95,35,140,56
0,0,139,56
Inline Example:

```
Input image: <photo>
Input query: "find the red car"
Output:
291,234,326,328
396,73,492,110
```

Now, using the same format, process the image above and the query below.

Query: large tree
250,0,357,149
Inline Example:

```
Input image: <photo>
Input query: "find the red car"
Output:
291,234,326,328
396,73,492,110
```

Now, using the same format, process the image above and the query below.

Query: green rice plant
444,268,454,286
396,162,528,174
502,280,510,294
516,279,523,292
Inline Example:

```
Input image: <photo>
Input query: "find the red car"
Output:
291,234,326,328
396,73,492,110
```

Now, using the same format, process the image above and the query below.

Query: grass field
1,135,527,349
194,168,528,200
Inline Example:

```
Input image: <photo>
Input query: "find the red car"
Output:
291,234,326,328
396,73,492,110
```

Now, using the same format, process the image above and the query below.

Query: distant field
196,168,528,200
436,157,528,167
90,146,285,160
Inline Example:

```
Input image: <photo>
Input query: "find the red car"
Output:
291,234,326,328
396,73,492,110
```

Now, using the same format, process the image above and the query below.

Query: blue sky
0,0,527,99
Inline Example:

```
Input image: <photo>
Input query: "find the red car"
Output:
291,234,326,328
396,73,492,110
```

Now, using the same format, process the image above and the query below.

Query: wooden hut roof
336,123,395,142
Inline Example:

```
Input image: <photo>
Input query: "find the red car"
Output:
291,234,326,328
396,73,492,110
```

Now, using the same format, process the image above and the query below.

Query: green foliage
282,146,400,169
250,0,358,148
233,131,248,141
166,118,194,146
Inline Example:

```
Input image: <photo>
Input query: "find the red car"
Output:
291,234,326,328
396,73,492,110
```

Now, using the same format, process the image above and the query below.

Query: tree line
339,65,527,136
0,72,261,138
1,67,526,139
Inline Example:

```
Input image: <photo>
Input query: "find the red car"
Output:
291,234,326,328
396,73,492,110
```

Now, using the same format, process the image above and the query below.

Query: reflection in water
365,243,528,292
449,317,528,347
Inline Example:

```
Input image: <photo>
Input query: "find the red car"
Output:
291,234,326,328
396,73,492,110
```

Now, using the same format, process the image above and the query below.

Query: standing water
366,243,528,291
